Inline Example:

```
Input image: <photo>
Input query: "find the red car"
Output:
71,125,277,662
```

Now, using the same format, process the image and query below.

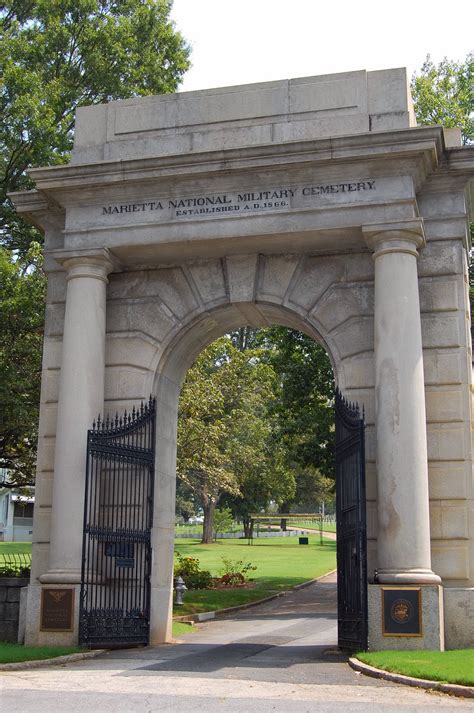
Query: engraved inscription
101,180,376,220
40,588,74,632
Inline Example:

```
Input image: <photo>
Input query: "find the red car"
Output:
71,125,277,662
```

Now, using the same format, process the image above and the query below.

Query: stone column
363,220,440,585
40,251,113,584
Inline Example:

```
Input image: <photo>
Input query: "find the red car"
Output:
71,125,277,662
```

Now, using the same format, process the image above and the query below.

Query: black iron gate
335,388,368,652
79,398,156,647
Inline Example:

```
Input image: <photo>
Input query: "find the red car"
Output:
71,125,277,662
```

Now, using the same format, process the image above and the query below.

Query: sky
170,0,472,93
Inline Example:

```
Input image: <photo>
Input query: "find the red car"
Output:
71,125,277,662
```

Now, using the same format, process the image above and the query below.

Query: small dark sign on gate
40,588,74,632
382,588,422,636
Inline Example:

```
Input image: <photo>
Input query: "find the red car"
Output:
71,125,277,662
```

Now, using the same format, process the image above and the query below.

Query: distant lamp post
174,575,187,606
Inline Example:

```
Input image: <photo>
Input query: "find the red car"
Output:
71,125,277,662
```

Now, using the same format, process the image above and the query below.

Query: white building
0,489,34,542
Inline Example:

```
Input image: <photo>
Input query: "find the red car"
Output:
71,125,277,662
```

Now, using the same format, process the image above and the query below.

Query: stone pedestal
24,583,81,647
368,584,444,650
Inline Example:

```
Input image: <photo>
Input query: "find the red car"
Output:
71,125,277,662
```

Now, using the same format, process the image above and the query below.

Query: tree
0,1,190,484
176,337,287,543
0,244,45,485
212,507,234,540
1,0,190,254
255,327,335,524
411,53,473,145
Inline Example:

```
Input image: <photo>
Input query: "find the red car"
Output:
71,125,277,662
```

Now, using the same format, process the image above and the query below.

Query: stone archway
149,295,348,644
12,68,473,650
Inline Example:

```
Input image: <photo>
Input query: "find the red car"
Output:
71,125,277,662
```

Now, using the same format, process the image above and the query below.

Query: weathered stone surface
72,68,415,163
432,545,470,581
444,588,474,649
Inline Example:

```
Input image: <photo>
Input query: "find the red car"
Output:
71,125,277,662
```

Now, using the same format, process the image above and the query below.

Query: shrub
218,557,257,587
174,552,213,589
0,554,31,578
0,563,31,578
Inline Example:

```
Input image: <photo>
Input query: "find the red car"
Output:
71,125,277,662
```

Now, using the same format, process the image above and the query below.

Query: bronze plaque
40,588,74,632
382,587,422,636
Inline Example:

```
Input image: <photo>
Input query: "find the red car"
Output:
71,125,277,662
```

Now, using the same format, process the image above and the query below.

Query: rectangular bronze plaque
382,587,422,636
40,588,74,632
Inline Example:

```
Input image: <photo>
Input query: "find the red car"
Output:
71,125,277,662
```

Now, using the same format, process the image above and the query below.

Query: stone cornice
25,127,448,196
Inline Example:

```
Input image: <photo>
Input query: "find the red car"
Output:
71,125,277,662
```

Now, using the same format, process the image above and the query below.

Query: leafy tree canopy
0,244,45,484
177,336,294,543
0,0,190,484
1,0,190,254
411,53,473,145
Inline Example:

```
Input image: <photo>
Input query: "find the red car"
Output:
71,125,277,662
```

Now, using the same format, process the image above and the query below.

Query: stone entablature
10,68,474,650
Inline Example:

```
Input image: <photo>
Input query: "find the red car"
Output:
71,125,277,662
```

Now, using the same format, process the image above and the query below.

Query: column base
39,569,82,584
376,568,442,585
368,584,444,651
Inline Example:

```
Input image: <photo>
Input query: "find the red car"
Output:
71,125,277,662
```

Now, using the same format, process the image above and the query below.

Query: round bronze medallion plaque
390,598,412,624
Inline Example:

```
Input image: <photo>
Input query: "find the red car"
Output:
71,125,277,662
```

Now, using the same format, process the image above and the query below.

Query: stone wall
0,578,29,642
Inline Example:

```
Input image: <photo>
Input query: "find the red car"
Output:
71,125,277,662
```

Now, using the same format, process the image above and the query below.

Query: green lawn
173,535,336,616
0,642,82,664
355,650,474,687
0,542,32,555
290,520,337,533
172,621,195,637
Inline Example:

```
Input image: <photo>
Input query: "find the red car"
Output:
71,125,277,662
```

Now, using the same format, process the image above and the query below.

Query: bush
0,553,31,578
218,557,257,587
174,552,213,589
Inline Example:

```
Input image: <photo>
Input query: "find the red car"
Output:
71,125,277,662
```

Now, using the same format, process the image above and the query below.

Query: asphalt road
1,573,471,712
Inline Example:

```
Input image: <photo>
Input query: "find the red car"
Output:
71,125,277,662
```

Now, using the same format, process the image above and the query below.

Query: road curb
173,569,337,623
0,649,107,672
349,656,474,699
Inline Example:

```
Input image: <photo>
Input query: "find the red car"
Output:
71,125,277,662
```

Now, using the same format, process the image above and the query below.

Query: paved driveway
1,573,470,712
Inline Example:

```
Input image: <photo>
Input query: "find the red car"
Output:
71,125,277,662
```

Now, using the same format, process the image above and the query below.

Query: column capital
363,219,426,259
51,248,119,282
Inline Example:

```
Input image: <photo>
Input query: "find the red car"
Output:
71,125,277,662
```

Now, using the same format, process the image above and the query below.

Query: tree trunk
280,501,290,532
202,500,216,544
243,517,254,539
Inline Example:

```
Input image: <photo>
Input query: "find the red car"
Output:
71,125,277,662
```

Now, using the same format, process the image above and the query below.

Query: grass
0,642,82,664
290,520,337,533
355,650,474,687
173,535,336,616
172,621,195,637
0,542,32,556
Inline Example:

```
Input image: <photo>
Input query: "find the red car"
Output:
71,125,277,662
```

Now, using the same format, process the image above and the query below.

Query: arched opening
149,302,367,651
